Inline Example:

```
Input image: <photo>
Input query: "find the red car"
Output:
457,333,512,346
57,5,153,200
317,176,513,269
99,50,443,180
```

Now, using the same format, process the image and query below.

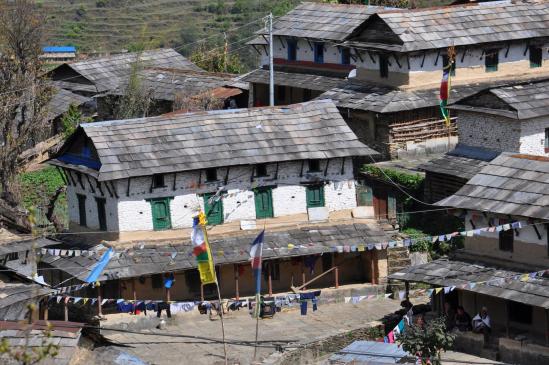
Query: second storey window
341,48,351,65
379,54,389,78
314,43,324,64
287,39,297,61
499,228,514,252
530,46,542,68
205,168,217,182
485,49,499,72
152,174,165,188
77,194,86,227
308,159,321,172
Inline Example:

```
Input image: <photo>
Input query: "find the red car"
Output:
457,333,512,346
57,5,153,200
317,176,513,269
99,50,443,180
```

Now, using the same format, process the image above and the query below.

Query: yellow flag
191,213,217,285
435,287,443,295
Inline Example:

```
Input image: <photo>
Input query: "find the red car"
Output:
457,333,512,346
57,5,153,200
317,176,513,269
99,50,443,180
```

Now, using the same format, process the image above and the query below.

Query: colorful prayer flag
250,230,265,295
439,62,452,126
191,214,217,285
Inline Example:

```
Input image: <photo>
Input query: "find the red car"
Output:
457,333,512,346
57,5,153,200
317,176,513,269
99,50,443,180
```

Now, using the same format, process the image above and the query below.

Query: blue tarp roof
329,341,411,364
43,46,76,53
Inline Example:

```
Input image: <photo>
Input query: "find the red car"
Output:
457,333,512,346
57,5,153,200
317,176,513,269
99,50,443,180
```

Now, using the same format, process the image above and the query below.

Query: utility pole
268,12,274,107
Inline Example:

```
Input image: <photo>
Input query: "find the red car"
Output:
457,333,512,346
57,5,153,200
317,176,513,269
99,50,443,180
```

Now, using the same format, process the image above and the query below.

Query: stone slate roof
0,281,53,320
451,79,549,119
242,69,347,92
0,320,83,365
389,258,549,309
108,68,236,102
47,87,91,120
41,222,391,281
419,144,501,180
318,76,549,113
249,2,381,45
51,48,201,93
0,237,60,256
54,100,378,181
437,152,549,220
353,1,549,52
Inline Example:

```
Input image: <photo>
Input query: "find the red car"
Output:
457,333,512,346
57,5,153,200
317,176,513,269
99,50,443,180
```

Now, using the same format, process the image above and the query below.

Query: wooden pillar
301,258,306,290
132,279,137,314
64,301,68,322
97,285,103,317
268,263,273,296
166,287,171,302
504,301,510,338
234,265,240,300
334,266,339,289
200,284,204,301
545,309,549,346
370,251,376,285
405,281,410,301
43,300,48,321
473,292,478,315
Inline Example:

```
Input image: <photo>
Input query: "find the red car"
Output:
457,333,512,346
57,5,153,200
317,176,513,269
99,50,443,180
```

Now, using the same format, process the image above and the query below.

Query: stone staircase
387,246,412,293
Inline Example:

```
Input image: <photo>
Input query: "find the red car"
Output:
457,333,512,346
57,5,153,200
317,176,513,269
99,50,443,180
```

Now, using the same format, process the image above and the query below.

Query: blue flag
85,248,114,283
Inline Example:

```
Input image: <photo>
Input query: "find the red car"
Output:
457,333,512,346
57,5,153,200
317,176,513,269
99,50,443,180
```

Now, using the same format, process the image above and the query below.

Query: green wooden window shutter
306,185,325,208
388,193,396,219
149,198,172,231
254,187,274,219
204,193,224,225
357,185,373,207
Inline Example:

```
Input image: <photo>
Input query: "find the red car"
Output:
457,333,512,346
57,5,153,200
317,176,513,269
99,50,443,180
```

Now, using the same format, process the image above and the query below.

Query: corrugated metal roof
249,2,381,44
329,341,410,364
436,152,549,220
389,257,549,309
352,1,549,52
52,100,378,181
43,46,76,53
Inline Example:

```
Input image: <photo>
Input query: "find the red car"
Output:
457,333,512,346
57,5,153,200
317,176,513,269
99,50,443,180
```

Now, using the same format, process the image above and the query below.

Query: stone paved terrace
98,296,406,365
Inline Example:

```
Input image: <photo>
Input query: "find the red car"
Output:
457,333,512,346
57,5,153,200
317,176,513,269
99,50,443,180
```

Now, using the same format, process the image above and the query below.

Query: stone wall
456,111,521,152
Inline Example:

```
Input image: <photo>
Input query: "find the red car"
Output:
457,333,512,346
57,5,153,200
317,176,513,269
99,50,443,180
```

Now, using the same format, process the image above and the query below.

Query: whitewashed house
48,100,378,238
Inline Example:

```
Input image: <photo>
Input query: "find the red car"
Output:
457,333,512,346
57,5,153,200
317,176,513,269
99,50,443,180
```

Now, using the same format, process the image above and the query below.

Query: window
205,168,217,182
203,192,224,225
96,198,107,231
529,46,542,68
379,54,389,78
6,252,18,261
314,43,324,64
287,39,297,61
151,274,163,289
509,301,532,324
308,159,321,172
499,229,514,252
306,185,325,208
152,174,165,188
77,194,86,227
442,55,456,76
341,48,351,65
485,49,499,72
149,197,172,231
255,163,268,177
545,128,549,153
276,86,286,104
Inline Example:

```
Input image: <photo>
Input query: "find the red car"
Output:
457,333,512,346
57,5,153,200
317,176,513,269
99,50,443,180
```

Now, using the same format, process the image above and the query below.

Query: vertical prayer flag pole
440,46,456,150
192,213,228,364
250,230,265,360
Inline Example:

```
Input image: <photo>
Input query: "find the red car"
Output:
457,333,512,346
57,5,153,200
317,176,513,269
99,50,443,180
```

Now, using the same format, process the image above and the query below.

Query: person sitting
443,301,456,331
472,306,491,334
455,305,472,331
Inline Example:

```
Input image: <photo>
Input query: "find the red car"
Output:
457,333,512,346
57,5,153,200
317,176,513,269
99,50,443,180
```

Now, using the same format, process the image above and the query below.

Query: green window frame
530,46,543,68
306,185,325,208
203,192,224,225
148,197,173,231
485,49,499,73
254,187,274,219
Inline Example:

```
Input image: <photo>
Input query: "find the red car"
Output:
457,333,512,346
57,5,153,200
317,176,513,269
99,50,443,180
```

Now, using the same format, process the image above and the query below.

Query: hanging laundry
300,300,308,316
312,297,318,312
164,273,175,288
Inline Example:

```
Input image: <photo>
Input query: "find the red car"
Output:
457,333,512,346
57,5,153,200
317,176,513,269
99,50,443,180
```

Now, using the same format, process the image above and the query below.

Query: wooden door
306,185,325,208
150,198,172,230
254,187,274,219
373,190,388,220
204,193,224,225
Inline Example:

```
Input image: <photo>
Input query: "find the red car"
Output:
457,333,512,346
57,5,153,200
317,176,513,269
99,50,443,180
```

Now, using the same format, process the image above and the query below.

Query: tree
190,43,243,74
113,58,153,119
397,317,455,365
0,0,53,204
60,103,91,139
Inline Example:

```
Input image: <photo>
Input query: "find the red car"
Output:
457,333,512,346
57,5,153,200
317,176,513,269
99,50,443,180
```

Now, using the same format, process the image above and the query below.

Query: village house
420,78,549,203
95,67,248,120
40,46,76,64
246,1,549,159
390,152,549,364
36,100,404,306
46,48,202,97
